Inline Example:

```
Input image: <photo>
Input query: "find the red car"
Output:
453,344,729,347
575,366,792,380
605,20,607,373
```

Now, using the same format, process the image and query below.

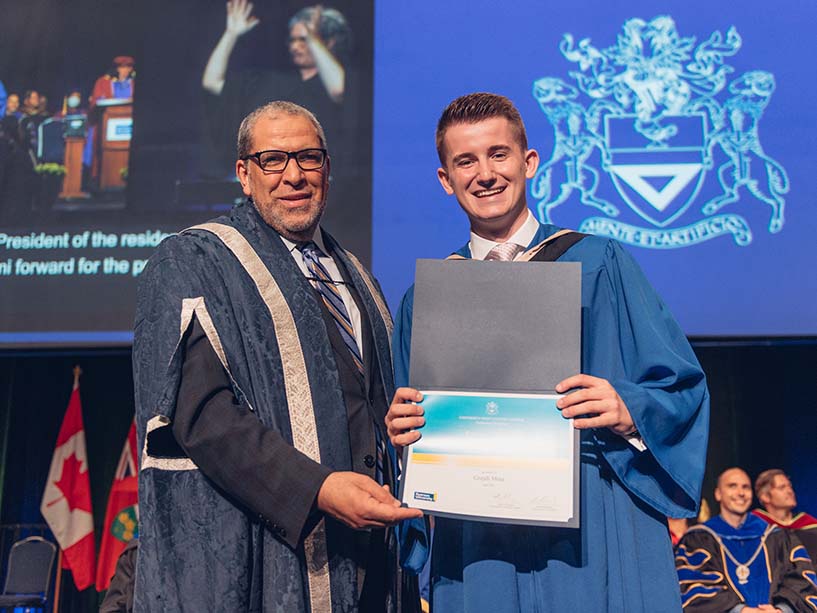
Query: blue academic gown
394,221,710,612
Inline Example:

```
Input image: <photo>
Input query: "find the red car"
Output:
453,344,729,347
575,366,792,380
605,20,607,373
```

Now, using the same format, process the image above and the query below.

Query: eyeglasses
242,148,327,172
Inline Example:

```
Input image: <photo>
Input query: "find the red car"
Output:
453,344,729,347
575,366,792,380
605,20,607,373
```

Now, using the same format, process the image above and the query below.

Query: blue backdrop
372,0,817,336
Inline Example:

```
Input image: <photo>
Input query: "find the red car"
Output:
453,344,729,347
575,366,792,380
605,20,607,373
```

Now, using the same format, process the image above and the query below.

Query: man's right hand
304,4,323,40
316,472,422,529
225,0,260,37
385,387,425,452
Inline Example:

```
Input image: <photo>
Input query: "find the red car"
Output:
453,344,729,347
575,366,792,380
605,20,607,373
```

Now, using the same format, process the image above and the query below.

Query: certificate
400,390,579,527
403,258,582,526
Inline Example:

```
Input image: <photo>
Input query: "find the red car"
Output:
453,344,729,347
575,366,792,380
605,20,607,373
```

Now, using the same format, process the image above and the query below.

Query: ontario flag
40,371,96,590
95,420,138,591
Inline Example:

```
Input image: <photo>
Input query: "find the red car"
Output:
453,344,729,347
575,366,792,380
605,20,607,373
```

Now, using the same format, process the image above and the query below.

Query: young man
754,469,817,565
134,101,421,612
676,468,817,612
387,92,711,611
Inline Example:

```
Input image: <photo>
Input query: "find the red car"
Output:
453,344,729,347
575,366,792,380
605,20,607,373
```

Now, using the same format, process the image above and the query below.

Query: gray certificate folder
409,259,582,393
405,258,582,527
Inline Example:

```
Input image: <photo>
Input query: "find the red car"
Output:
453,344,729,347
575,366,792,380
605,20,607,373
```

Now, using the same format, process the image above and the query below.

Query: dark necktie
299,242,363,373
298,241,386,483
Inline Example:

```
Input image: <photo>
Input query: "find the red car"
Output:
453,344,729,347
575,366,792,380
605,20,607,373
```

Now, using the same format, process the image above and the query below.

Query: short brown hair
236,100,326,160
755,469,787,500
435,92,528,165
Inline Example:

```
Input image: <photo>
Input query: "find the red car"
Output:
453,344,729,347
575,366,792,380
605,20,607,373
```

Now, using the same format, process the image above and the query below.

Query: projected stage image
0,0,373,347
372,2,817,337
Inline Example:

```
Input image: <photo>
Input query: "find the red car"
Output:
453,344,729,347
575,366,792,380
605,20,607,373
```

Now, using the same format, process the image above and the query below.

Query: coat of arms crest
533,16,788,248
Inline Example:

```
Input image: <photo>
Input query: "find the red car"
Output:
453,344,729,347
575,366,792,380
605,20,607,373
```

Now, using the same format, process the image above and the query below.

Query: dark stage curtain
0,341,815,612
0,351,134,613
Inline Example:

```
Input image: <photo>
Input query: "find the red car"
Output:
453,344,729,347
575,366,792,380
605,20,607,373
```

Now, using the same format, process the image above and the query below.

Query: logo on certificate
485,401,499,416
414,491,437,502
532,15,789,248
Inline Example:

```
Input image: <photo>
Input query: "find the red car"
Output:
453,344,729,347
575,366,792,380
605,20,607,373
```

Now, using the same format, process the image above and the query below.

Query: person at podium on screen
385,92,711,612
87,55,135,183
90,55,135,104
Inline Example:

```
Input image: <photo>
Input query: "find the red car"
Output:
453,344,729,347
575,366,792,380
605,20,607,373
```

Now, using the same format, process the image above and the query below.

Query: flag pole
54,365,78,613
53,548,63,613
53,362,78,613
41,362,96,605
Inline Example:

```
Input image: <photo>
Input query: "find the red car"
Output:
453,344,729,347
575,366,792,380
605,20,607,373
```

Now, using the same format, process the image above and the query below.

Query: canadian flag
40,372,96,591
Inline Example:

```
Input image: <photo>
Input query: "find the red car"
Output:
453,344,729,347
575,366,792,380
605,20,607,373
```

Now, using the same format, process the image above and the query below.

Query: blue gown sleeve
392,286,430,573
588,240,710,518
393,285,415,389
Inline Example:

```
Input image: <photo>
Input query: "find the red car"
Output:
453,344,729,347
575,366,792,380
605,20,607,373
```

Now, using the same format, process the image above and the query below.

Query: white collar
469,210,539,260
279,226,328,255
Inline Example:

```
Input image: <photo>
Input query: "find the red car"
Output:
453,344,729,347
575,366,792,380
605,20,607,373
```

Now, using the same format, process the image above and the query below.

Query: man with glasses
133,100,421,612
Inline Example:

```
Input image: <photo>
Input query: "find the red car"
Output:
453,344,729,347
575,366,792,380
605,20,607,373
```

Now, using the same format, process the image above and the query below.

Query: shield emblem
605,113,707,227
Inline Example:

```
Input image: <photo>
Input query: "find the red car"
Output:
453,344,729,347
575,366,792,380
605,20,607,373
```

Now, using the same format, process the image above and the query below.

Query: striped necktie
299,242,386,483
299,241,363,373
485,242,523,261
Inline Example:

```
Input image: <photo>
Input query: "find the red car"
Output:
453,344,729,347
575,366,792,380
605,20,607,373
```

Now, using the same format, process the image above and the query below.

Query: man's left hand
555,374,635,436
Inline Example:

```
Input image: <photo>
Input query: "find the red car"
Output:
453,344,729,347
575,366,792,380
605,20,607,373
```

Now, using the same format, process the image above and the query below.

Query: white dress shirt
280,228,364,358
468,209,540,260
